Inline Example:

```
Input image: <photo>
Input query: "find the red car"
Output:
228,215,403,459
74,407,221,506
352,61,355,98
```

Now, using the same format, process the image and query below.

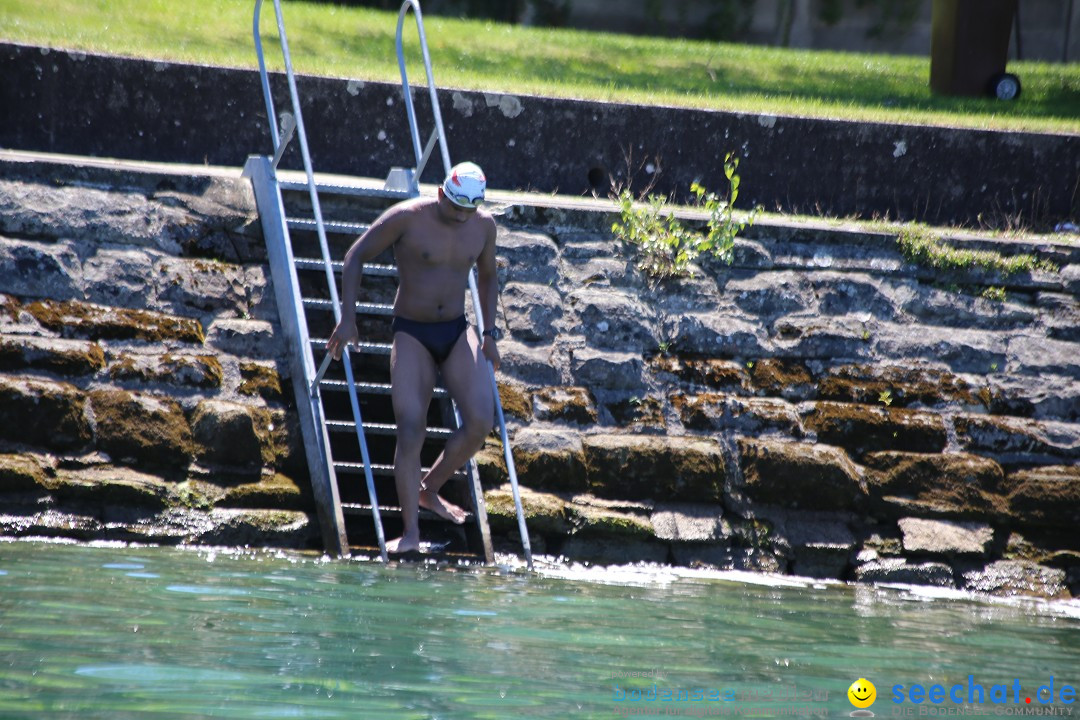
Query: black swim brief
391,315,469,364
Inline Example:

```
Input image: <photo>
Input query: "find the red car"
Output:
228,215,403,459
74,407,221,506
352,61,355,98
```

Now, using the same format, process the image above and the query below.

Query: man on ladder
325,162,501,554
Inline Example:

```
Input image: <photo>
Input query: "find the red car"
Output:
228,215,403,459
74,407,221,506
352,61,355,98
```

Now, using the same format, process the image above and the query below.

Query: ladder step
311,338,392,355
319,379,449,399
334,461,467,480
280,180,415,200
340,502,474,523
286,218,370,235
326,420,453,440
293,258,399,278
303,298,394,316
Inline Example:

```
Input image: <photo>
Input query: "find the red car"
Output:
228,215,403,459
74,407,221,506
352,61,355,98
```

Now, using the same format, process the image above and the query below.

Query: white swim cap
442,162,486,209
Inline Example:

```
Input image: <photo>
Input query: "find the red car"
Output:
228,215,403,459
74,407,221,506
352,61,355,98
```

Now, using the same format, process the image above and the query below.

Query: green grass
2,0,1079,134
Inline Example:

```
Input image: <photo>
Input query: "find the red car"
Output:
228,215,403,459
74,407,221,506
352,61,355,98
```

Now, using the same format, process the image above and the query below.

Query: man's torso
391,201,489,322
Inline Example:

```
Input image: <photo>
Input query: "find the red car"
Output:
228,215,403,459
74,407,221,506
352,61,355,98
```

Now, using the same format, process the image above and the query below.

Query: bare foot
386,534,420,554
419,489,468,525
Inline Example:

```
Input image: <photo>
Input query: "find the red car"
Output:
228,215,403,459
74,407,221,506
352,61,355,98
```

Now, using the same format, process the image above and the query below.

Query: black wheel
989,73,1021,101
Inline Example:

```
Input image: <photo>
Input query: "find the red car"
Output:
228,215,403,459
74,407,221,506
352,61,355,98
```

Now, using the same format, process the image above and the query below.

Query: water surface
0,540,1077,719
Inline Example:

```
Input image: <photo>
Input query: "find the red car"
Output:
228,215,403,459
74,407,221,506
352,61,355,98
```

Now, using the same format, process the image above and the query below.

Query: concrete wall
2,42,1077,230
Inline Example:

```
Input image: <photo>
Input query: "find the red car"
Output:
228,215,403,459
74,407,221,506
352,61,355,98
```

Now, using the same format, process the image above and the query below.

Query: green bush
612,154,759,281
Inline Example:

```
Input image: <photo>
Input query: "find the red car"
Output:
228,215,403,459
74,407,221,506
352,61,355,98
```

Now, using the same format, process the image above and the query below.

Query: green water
0,540,1077,719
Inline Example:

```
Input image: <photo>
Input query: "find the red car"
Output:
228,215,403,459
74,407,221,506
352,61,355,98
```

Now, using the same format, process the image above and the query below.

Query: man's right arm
326,205,408,360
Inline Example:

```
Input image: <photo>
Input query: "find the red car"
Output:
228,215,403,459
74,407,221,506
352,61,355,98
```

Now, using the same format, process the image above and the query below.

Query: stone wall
1,151,1078,598
3,43,1078,230
474,203,1080,599
0,152,318,547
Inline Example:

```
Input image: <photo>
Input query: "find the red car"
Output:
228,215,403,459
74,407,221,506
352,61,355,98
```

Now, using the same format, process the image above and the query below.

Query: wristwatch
482,327,503,341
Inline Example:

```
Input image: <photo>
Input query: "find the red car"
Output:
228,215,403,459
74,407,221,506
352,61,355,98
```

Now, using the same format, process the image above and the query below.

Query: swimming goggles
443,187,484,209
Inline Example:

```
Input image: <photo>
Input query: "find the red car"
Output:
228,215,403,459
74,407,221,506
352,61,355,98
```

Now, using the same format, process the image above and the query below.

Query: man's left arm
476,216,500,370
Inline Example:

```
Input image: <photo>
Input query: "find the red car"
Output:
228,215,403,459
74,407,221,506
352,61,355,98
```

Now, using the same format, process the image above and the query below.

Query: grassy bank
2,0,1078,135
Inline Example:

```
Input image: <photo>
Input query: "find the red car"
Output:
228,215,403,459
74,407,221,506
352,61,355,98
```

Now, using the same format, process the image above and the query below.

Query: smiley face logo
848,678,877,709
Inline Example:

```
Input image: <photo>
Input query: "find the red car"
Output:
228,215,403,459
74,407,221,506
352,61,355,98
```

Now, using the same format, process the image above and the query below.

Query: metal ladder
243,0,532,568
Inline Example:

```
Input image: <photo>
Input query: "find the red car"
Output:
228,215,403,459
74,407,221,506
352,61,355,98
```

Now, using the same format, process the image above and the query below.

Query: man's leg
389,331,437,553
419,327,494,523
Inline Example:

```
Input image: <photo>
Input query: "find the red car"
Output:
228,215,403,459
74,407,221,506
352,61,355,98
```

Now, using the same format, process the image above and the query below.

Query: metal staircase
243,0,532,567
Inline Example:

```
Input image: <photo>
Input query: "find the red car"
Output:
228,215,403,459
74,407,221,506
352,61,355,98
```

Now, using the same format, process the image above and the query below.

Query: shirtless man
325,162,500,554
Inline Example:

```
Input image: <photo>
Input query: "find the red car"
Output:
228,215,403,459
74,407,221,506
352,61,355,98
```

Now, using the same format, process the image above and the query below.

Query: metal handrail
396,0,452,187
397,0,532,569
253,0,388,562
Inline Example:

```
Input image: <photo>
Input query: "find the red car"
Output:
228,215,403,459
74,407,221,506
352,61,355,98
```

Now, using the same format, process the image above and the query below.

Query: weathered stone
155,256,250,315
88,389,193,469
498,340,562,386
108,352,223,389
902,285,1037,331
0,376,92,451
961,560,1069,599
570,499,653,539
804,401,947,456
864,452,1007,520
667,313,767,356
983,374,1080,422
854,558,955,587
605,395,665,430
221,473,312,511
568,287,656,352
82,247,156,308
474,436,509,488
584,434,725,502
0,453,51,495
898,517,993,558
674,393,802,437
560,254,642,293
728,271,815,317
48,465,171,512
748,358,814,399
571,347,644,391
738,439,865,511
501,282,562,343
1006,335,1080,380
196,508,316,548
818,364,975,408
770,314,874,360
0,335,106,376
0,238,82,300
787,520,856,580
533,385,596,425
816,273,905,319
497,381,533,421
0,509,105,540
497,229,558,284
670,545,785,573
191,400,263,469
954,415,1080,462
559,536,669,566
650,502,727,542
649,355,749,393
170,479,225,510
0,176,205,252
511,428,587,492
204,318,278,359
237,361,284,402
1000,465,1080,530
874,325,1007,374
1002,533,1080,569
24,299,204,344
484,484,573,535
